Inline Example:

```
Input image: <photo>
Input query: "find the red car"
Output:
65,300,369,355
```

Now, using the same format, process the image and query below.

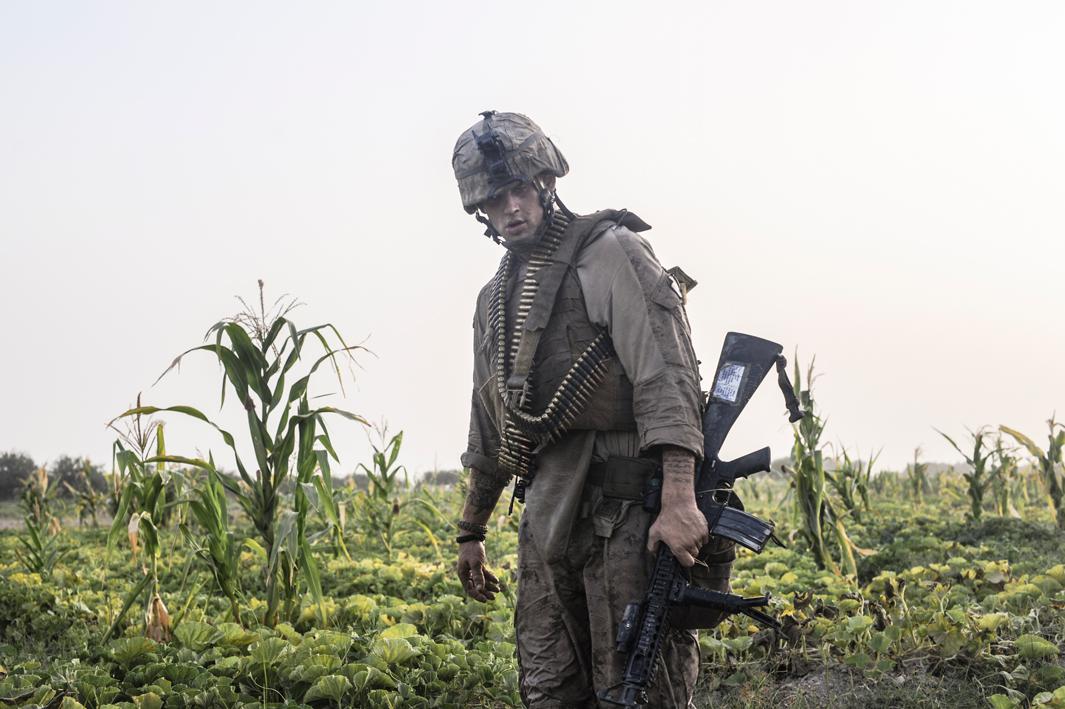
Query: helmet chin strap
475,212,504,245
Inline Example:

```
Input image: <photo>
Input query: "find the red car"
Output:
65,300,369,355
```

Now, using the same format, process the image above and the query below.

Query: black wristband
456,533,486,544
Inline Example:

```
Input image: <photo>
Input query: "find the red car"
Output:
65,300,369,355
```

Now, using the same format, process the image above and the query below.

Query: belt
587,455,660,501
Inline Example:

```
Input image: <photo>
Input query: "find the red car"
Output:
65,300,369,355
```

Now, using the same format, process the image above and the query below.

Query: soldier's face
482,181,545,242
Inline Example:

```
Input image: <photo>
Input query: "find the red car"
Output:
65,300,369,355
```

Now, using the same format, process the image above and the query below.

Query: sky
1,1,1063,479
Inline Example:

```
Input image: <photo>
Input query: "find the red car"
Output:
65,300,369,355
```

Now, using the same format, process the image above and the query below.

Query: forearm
461,467,508,525
660,446,697,510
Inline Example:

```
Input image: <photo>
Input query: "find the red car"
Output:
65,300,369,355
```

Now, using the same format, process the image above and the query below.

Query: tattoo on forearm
661,447,696,482
465,469,507,516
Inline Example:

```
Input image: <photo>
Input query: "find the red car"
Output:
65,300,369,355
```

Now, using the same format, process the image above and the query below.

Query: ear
540,174,557,191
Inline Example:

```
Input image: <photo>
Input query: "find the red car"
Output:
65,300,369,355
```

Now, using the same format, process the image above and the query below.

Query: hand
456,540,502,602
646,499,710,568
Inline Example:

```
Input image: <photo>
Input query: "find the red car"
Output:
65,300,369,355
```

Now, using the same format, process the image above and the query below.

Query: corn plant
906,447,930,503
105,407,173,642
935,427,995,522
182,462,244,624
783,356,867,577
355,426,408,560
63,459,106,528
1001,417,1065,530
14,466,66,578
309,449,351,561
826,446,878,522
989,435,1020,518
113,282,366,626
354,425,445,560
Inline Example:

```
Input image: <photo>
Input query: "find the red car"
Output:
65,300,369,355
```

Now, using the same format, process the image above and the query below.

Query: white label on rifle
712,363,745,403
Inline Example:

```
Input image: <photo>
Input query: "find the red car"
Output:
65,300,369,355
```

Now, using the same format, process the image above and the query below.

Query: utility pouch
587,456,658,501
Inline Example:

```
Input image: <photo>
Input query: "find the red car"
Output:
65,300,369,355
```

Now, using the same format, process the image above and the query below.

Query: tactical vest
490,210,651,442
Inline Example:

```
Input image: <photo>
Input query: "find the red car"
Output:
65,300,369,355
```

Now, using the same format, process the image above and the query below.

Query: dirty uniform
462,212,727,708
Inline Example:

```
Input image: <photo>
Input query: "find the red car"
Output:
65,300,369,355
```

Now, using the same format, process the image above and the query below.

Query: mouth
504,219,527,235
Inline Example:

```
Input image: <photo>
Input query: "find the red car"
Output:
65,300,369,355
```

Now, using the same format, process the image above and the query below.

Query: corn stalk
63,460,106,528
906,447,929,503
989,435,1020,518
783,356,867,578
826,446,878,523
182,461,244,625
14,466,66,578
355,426,409,561
353,425,445,561
935,427,995,522
106,408,173,641
1000,417,1065,530
112,282,366,626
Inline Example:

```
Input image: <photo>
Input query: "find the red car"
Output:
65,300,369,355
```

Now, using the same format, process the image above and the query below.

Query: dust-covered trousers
515,484,732,708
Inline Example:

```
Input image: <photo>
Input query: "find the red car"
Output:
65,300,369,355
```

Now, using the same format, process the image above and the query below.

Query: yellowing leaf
1016,634,1059,661
379,623,418,639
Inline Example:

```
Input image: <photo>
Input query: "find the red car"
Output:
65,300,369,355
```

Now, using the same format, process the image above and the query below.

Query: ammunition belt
490,209,616,483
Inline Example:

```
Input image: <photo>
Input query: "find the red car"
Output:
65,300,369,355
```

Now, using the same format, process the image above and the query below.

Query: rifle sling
774,354,805,423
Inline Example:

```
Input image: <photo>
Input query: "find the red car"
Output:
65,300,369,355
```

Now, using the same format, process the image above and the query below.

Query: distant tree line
0,452,108,501
0,449,466,503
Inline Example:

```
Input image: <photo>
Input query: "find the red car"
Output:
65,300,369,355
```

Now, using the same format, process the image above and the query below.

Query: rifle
598,332,804,707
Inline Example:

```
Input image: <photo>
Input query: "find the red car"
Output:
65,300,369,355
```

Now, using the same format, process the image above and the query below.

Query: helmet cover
452,111,569,214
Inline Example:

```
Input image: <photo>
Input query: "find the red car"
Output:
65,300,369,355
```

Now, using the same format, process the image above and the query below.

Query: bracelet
456,519,489,535
456,533,486,544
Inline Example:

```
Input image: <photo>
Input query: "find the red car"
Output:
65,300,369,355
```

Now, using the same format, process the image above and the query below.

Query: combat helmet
452,111,569,215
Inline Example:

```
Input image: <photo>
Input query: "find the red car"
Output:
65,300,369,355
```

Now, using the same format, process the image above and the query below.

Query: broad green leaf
109,636,159,669
217,622,258,647
248,637,291,666
372,637,420,665
174,621,221,652
303,674,352,703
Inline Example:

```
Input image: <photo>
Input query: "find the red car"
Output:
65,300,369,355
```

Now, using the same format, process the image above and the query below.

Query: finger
672,545,697,568
471,564,486,594
646,528,662,554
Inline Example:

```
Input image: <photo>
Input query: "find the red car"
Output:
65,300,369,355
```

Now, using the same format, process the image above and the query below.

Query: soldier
452,111,732,707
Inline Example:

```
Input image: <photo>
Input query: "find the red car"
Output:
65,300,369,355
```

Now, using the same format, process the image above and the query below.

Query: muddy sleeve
460,292,502,475
576,224,704,459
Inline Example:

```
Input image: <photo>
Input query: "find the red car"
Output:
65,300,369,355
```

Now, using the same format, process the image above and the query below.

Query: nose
504,188,523,213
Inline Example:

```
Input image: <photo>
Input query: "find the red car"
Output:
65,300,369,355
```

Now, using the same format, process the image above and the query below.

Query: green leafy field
1,473,1064,709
